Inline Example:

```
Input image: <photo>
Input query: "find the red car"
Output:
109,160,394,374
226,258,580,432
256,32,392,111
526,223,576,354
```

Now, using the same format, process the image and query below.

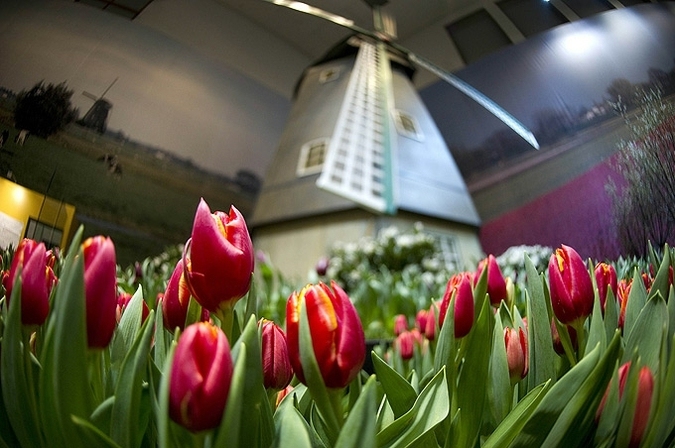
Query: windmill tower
80,78,117,134
250,1,538,278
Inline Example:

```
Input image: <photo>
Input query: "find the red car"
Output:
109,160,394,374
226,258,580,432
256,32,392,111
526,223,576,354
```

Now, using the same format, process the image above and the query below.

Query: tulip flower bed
2,197,675,448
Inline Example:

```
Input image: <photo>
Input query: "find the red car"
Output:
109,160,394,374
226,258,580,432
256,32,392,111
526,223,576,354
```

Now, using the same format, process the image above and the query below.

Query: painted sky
0,0,290,178
421,3,675,149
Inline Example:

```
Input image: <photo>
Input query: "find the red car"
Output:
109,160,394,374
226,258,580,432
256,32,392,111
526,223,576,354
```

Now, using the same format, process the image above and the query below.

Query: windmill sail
259,0,539,150
317,40,396,214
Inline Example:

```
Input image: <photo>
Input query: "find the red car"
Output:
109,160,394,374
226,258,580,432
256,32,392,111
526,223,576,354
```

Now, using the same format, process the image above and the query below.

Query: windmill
249,0,540,277
80,77,118,134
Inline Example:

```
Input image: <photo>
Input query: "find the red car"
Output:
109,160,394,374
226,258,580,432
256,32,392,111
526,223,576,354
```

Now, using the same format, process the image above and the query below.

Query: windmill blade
397,47,540,149
257,0,540,150
82,91,99,101
259,0,372,35
100,77,119,99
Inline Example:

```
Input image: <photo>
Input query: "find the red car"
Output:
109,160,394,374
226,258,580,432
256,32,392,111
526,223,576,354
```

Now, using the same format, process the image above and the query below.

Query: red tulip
184,198,254,313
169,322,233,432
116,291,150,324
162,259,192,332
594,262,618,312
551,318,577,355
596,362,654,448
424,304,437,341
315,257,329,277
439,272,474,338
504,326,528,383
394,330,416,360
476,254,507,306
2,239,56,325
276,384,294,407
393,314,408,336
260,319,293,390
617,278,632,330
286,281,365,389
415,309,428,333
82,236,118,349
548,245,594,326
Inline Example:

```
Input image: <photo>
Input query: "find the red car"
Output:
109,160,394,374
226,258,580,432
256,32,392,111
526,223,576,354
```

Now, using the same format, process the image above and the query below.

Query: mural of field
0,108,255,266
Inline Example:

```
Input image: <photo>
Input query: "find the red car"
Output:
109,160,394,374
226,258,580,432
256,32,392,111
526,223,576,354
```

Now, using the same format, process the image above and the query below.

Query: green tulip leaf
614,355,642,448
335,376,378,448
488,311,510,427
587,290,608,355
1,277,42,448
648,245,670,301
482,381,550,448
624,268,648,337
642,332,675,447
110,285,145,374
376,367,449,448
215,342,248,448
152,303,169,375
667,286,675,348
511,331,621,447
39,229,96,448
593,363,621,446
217,315,272,448
452,298,493,448
297,298,341,443
604,289,619,344
524,255,557,393
156,341,176,448
110,310,155,448
372,351,417,418
184,295,204,329
71,415,121,448
0,362,20,448
272,399,314,448
90,396,114,435
622,293,667,373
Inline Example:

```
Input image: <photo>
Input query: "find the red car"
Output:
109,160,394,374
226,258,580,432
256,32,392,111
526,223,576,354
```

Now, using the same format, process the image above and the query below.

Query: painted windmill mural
79,77,118,134
251,0,539,278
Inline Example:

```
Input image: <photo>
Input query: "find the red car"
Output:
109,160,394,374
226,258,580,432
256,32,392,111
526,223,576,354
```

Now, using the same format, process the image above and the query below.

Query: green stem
574,319,587,360
88,350,104,405
327,388,345,428
214,304,234,341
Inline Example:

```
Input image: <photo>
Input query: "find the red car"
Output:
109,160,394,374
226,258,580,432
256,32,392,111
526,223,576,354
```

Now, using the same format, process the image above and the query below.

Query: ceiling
209,0,477,62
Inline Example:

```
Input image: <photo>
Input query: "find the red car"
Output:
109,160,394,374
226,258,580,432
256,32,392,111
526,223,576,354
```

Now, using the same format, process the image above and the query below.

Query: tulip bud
162,259,192,332
596,362,653,448
476,254,507,306
504,326,528,383
394,330,416,360
617,278,632,330
551,318,577,355
439,272,474,338
260,319,293,390
185,198,254,313
415,309,428,333
315,257,329,277
82,236,118,349
169,322,233,432
286,281,366,389
548,245,594,326
2,239,55,326
594,262,617,312
424,304,437,341
393,314,408,336
116,291,149,324
276,385,294,407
